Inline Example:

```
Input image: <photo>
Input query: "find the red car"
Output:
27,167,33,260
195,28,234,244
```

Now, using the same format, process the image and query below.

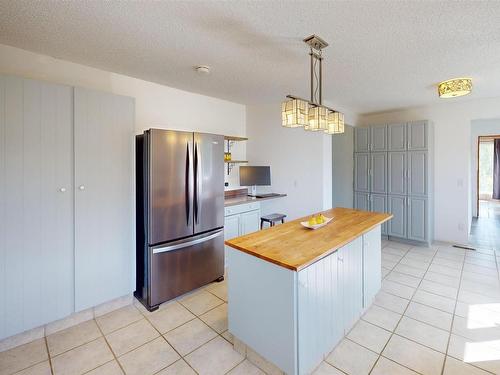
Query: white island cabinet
226,208,389,375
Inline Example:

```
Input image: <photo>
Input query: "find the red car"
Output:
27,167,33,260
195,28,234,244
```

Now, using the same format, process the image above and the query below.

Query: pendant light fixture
281,35,344,134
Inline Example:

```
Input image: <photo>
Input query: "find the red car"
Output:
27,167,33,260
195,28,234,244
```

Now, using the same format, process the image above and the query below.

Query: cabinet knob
79,185,85,191
59,187,66,193
338,256,344,262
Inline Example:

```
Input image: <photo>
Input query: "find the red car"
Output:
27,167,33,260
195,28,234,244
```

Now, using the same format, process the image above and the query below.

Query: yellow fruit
316,215,324,224
308,217,317,226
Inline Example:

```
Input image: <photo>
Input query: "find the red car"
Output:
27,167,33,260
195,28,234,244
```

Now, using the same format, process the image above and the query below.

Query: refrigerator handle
193,142,199,224
185,143,190,226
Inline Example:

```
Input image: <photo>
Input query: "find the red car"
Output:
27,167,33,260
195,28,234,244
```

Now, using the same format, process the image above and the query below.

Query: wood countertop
225,207,392,271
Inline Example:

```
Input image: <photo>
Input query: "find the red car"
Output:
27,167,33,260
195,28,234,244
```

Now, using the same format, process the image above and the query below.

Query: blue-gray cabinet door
408,197,427,242
0,76,74,339
408,121,427,150
339,237,363,333
354,192,370,211
354,153,370,192
74,87,135,311
388,123,407,151
388,152,406,195
370,125,387,151
408,151,428,197
388,195,407,238
354,127,370,152
371,194,388,235
370,152,387,194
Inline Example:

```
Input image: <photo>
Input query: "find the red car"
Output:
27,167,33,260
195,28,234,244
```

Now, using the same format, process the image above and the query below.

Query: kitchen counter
225,207,392,271
226,207,392,374
224,193,286,207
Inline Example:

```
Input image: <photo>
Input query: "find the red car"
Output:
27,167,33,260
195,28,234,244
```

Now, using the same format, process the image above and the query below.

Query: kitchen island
225,207,392,375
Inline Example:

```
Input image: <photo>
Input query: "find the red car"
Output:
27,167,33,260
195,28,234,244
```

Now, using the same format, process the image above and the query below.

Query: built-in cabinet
224,202,261,263
0,75,135,340
354,121,432,245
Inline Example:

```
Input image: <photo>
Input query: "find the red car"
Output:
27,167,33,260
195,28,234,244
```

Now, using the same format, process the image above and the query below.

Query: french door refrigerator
135,129,225,311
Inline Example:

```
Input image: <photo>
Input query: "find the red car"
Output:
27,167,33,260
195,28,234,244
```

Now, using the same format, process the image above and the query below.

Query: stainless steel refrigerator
135,129,225,311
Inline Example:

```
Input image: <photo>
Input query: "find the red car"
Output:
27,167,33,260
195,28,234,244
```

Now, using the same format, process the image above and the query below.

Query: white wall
0,43,246,188
359,97,500,244
332,125,354,209
470,119,500,217
245,103,334,220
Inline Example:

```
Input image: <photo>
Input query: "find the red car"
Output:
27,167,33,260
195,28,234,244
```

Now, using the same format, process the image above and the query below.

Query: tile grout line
134,301,201,375
92,317,128,375
439,248,465,375
368,244,414,374
369,243,439,375
43,335,55,375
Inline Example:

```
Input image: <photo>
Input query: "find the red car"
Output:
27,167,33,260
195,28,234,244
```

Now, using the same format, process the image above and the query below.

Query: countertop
224,194,287,207
225,207,392,271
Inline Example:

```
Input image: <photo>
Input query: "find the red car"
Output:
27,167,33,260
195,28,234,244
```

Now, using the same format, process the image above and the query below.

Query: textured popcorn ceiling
1,0,500,114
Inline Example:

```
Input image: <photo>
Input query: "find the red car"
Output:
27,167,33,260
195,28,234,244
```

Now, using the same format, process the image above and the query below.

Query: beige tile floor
2,240,500,375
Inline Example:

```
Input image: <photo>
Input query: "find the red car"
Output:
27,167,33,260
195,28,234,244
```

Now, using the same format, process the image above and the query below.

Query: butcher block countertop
225,207,392,271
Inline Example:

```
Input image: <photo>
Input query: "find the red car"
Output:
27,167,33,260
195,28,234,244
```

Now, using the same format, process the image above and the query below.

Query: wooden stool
260,213,286,229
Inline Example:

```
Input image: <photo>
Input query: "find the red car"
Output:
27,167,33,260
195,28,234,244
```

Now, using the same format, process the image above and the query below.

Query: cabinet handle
338,256,344,262
59,187,66,193
79,185,85,191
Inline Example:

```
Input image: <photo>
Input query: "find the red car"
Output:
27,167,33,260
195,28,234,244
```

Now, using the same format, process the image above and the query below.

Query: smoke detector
195,65,210,74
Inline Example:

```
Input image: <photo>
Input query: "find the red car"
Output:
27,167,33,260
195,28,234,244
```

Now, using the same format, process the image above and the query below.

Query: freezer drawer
150,229,224,307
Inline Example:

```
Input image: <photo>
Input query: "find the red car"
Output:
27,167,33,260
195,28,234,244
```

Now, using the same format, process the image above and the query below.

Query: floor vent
453,244,476,251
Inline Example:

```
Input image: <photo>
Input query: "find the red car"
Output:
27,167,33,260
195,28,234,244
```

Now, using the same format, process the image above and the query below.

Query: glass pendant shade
325,111,345,134
306,106,328,131
281,98,309,127
438,78,472,98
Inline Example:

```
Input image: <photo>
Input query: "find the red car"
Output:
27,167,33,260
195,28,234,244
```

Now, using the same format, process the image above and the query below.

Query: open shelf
224,160,248,164
224,135,248,142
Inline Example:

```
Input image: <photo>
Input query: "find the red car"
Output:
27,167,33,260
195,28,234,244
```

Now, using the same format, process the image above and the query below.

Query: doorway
470,135,500,249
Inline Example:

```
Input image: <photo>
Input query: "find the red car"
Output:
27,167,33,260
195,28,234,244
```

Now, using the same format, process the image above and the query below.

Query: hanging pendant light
307,106,328,131
325,111,345,134
281,97,309,127
281,35,344,134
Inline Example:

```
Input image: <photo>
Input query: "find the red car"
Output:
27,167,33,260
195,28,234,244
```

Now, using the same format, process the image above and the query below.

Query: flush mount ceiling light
195,65,210,74
438,78,472,98
281,35,344,134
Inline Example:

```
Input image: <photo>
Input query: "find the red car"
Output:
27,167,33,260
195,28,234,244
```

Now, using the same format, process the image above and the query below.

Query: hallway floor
2,240,500,375
470,200,500,250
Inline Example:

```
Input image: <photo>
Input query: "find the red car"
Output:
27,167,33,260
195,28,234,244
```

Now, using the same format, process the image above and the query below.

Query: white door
74,87,135,311
0,76,74,339
339,237,363,333
240,210,261,235
362,227,382,308
224,214,240,265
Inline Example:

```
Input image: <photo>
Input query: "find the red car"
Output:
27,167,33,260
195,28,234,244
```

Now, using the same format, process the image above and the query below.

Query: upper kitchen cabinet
370,125,387,151
408,120,428,150
354,127,370,152
388,123,407,151
0,76,74,339
74,87,135,311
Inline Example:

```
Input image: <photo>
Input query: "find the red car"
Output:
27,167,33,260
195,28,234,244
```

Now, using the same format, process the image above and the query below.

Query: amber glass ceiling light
281,35,344,134
438,78,472,98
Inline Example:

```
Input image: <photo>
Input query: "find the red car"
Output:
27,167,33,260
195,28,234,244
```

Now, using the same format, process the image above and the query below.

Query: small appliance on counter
135,129,225,311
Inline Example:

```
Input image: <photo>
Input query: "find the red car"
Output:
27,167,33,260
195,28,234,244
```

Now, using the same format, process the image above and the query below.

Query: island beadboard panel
225,207,392,271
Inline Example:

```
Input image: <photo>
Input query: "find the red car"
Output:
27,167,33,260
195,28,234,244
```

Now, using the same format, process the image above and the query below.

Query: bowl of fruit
300,214,333,230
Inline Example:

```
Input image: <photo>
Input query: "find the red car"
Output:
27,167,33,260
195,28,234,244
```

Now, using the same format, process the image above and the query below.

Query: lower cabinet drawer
224,202,260,216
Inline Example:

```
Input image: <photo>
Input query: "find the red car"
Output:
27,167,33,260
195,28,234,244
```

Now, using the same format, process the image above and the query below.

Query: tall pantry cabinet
0,75,135,340
354,121,433,245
